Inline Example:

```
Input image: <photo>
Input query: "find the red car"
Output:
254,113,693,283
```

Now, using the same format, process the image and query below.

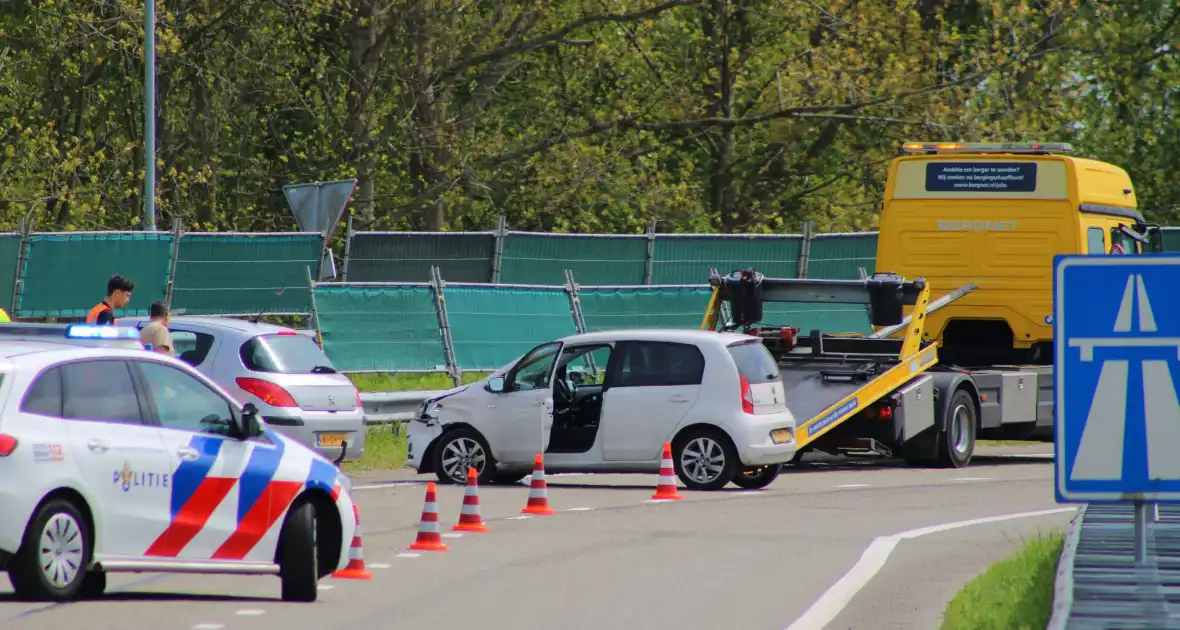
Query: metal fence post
563,269,587,334
340,213,353,282
10,218,31,317
164,218,183,309
490,215,507,284
429,266,463,387
797,221,815,279
306,265,324,347
643,219,657,285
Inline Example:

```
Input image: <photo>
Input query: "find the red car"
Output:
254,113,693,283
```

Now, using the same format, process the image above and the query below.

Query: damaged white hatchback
404,328,797,491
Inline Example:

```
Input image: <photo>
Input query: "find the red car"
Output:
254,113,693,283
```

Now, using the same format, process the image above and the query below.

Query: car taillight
876,405,893,420
236,377,298,407
740,375,754,414
0,433,17,457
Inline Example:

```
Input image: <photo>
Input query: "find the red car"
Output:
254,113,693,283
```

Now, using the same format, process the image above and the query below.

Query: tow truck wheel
673,428,738,490
8,498,90,602
937,389,977,468
732,463,782,490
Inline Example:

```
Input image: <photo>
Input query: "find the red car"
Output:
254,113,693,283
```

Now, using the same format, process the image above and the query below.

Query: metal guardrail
1049,503,1180,629
360,390,449,426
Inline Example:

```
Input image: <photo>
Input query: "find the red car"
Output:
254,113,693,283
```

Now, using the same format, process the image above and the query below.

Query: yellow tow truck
701,141,1167,463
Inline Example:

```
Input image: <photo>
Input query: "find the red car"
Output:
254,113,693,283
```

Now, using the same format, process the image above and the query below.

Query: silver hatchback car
118,316,365,461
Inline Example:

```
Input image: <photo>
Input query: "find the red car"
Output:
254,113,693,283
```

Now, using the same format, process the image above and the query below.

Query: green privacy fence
1,229,323,317
312,275,877,375
170,233,323,315
7,221,1180,322
344,227,875,285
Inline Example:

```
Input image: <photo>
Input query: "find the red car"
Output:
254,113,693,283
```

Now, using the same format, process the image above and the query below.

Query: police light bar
899,141,1074,155
65,325,141,340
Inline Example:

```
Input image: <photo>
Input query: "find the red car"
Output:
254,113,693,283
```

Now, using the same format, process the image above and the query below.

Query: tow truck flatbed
702,268,983,466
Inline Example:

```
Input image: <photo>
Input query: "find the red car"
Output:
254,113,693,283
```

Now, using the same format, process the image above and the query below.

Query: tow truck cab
875,141,1164,367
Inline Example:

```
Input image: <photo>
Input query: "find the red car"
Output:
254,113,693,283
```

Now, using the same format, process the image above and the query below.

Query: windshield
727,340,781,384
240,333,337,374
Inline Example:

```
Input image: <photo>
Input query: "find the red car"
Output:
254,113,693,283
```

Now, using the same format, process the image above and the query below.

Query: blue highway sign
1056,255,1180,503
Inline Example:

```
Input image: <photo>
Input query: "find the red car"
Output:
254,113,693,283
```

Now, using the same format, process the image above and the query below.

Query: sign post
1055,255,1180,566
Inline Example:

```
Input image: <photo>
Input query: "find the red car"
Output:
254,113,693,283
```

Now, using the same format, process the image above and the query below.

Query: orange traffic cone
453,467,489,533
651,443,684,501
408,482,450,551
521,453,557,515
332,503,374,580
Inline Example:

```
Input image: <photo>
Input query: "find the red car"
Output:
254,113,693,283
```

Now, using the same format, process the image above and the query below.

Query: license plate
771,429,793,444
317,433,347,447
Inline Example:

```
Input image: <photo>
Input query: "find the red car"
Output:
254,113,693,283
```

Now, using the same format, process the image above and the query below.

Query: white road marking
952,477,993,482
235,609,266,616
396,553,420,559
192,625,225,630
566,507,595,512
368,562,393,568
318,585,335,590
441,533,463,538
645,499,674,504
732,491,764,496
836,484,872,489
506,515,533,520
783,506,1077,630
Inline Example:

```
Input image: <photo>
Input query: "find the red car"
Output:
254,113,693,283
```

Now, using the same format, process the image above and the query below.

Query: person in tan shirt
140,301,174,355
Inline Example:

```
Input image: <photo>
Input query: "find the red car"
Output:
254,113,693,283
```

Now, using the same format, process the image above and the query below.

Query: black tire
672,427,739,491
433,427,498,485
732,463,782,490
77,571,106,599
936,389,977,468
278,500,318,603
8,498,91,602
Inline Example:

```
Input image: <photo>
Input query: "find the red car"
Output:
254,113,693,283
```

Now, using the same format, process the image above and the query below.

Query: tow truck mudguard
903,370,981,460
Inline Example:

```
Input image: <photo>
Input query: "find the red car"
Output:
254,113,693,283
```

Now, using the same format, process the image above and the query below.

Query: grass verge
343,425,407,474
940,531,1064,630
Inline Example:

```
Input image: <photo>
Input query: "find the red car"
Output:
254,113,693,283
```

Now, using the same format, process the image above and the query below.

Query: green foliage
940,531,1065,630
2,1,1178,232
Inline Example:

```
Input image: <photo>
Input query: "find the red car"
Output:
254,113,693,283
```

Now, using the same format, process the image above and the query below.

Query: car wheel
731,463,782,490
278,499,318,603
936,389,977,468
8,499,90,602
673,428,738,491
434,428,497,485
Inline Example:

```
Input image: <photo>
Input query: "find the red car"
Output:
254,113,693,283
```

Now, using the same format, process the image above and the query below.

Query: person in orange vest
85,274,135,325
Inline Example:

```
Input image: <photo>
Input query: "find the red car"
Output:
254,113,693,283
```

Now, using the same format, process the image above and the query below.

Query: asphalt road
1,445,1067,630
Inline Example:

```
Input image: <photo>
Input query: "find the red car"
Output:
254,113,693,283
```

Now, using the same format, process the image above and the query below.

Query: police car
0,325,356,602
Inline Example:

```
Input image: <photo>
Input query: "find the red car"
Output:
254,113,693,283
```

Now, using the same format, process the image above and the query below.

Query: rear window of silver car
240,333,338,374
726,339,781,384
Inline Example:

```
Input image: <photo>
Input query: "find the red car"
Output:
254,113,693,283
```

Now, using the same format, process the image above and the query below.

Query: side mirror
486,376,506,393
237,402,263,438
